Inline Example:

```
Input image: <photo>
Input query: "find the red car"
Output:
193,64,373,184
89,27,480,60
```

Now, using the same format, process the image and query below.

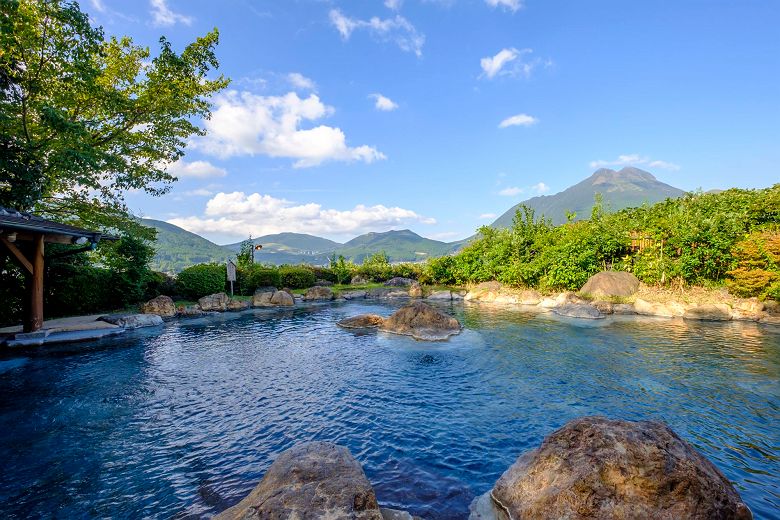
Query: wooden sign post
227,259,237,296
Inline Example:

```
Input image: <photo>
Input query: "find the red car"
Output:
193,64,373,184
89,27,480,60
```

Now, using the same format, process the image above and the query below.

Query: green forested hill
142,219,231,273
223,232,342,253
492,167,685,227
335,229,456,263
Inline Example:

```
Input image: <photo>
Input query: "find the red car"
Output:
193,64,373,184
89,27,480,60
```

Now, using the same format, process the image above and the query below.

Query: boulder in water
475,416,752,520
270,290,294,306
141,295,176,318
553,303,605,320
380,301,461,340
215,442,383,520
99,313,164,329
684,303,732,321
579,271,640,298
338,314,385,329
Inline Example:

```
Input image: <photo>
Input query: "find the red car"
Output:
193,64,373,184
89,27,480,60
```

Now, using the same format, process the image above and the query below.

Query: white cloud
499,113,538,128
90,0,106,12
149,0,192,27
168,191,435,240
195,90,386,168
370,93,399,111
479,213,497,219
531,182,549,194
480,47,549,79
499,186,524,196
385,0,403,10
166,160,227,179
287,73,316,91
485,0,523,12
329,9,425,57
481,48,519,79
589,154,680,171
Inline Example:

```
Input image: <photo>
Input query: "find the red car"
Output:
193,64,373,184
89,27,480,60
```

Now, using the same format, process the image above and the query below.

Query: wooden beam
0,235,33,274
25,234,45,333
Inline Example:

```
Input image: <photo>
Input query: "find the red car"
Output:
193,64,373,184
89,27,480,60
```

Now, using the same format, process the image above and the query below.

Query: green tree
0,0,228,234
329,254,353,284
236,237,254,270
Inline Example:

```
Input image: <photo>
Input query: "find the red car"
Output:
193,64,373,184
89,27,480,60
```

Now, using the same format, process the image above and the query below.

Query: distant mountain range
491,167,685,227
144,167,687,272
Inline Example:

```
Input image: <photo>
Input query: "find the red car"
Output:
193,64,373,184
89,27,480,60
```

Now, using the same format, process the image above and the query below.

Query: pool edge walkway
0,315,126,347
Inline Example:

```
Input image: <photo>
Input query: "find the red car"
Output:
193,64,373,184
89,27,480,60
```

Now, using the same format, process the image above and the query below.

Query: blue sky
88,0,780,244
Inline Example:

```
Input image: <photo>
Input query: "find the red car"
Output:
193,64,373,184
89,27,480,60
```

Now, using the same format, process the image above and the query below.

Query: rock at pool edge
215,441,383,520
472,416,752,520
379,301,461,341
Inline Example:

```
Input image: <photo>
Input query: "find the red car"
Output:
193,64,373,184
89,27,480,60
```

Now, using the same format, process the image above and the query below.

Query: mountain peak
589,166,657,185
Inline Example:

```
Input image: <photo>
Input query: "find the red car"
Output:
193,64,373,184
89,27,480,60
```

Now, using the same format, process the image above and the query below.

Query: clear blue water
0,301,779,519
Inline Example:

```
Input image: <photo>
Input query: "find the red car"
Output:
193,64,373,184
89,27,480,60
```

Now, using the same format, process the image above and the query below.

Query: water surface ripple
0,301,778,519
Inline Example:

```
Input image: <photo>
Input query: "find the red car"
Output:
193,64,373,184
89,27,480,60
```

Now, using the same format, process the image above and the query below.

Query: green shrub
177,263,226,299
278,265,316,289
390,262,423,280
355,252,393,281
726,228,780,298
145,271,178,299
310,266,338,283
244,265,282,292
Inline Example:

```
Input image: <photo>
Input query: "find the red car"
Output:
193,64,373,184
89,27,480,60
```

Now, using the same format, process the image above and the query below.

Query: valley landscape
0,1,778,520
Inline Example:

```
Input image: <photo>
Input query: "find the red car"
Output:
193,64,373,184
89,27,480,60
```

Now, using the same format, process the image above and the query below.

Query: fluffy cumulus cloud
485,0,523,12
479,212,497,219
166,159,227,179
498,113,538,128
329,9,425,57
589,154,681,171
149,0,192,27
480,47,549,79
531,182,549,194
168,192,435,240
370,93,399,111
287,73,316,91
195,90,385,168
499,182,549,197
384,0,403,10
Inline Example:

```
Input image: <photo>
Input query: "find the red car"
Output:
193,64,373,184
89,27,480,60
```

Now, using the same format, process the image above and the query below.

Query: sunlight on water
0,301,778,519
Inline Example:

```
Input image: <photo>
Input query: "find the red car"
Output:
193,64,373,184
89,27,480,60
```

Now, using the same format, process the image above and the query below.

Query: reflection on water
0,301,778,519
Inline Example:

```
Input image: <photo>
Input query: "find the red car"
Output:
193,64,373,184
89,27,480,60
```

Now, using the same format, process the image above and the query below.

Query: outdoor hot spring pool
0,301,778,519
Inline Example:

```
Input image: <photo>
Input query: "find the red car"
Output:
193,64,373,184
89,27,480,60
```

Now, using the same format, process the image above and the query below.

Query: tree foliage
0,0,228,233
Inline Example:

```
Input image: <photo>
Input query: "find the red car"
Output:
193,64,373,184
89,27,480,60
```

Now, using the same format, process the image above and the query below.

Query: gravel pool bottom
0,301,778,519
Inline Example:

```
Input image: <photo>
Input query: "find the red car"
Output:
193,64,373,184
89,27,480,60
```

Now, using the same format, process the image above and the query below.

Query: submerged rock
476,416,752,520
198,292,230,312
684,303,733,321
99,313,163,329
579,271,640,298
141,295,176,318
338,314,385,329
304,286,335,301
379,301,461,340
215,442,382,520
553,303,605,319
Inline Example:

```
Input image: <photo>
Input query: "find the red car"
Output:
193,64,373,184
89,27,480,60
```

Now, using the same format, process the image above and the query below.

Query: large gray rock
579,271,640,298
226,299,250,311
464,281,503,302
141,295,176,318
553,303,605,320
427,290,453,301
408,282,423,298
304,286,335,301
99,313,163,329
198,292,230,312
270,290,294,306
215,442,382,520
684,303,733,321
342,290,368,300
338,314,385,329
384,277,416,287
380,301,461,341
366,287,393,299
476,416,752,520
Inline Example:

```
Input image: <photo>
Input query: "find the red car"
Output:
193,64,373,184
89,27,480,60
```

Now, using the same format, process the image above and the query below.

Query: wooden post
25,234,45,332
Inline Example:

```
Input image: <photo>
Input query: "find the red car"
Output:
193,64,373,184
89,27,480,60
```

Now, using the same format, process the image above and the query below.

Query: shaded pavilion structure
0,207,114,332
